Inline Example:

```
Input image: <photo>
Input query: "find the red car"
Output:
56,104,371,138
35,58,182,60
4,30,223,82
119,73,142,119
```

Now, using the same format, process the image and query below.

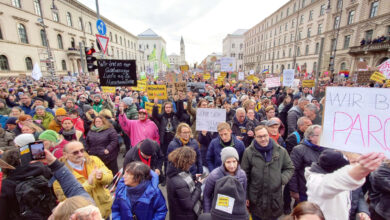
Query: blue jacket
167,138,203,176
206,135,245,172
20,103,34,116
112,171,167,220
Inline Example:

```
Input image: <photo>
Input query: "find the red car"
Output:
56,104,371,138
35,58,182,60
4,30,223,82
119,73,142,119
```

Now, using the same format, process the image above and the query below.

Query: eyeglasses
70,149,84,156
255,135,268,139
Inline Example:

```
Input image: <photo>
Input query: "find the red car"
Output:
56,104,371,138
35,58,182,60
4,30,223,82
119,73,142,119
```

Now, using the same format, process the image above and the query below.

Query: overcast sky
78,0,289,64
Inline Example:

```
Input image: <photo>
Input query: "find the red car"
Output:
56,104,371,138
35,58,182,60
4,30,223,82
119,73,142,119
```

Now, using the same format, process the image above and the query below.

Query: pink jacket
118,114,160,147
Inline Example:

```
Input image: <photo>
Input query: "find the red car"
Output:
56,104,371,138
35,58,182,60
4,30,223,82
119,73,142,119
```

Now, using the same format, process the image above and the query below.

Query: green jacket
125,103,138,120
0,107,11,116
241,140,294,220
93,99,114,115
33,112,54,129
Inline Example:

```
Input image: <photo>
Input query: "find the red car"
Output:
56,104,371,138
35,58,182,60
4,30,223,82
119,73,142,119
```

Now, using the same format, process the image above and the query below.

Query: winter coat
226,108,236,122
152,103,182,149
231,117,255,147
59,129,86,147
118,114,160,147
81,110,98,135
123,144,164,171
20,103,34,116
285,130,304,154
48,119,62,133
0,106,11,116
53,154,113,218
86,127,119,163
124,103,139,120
206,135,245,172
203,165,247,213
65,105,83,117
0,162,52,220
166,164,202,220
92,99,113,114
305,165,365,220
241,140,294,219
289,141,324,198
32,112,54,129
112,171,167,220
50,139,69,159
0,127,15,151
350,188,370,220
167,138,203,176
286,106,303,135
369,163,390,220
36,94,54,109
72,117,85,133
198,131,218,168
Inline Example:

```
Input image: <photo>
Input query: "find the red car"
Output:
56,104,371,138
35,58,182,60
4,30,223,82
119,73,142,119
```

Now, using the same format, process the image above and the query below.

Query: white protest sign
238,72,245,81
292,79,300,88
378,59,390,79
265,77,281,88
249,70,255,75
320,87,390,158
196,108,226,132
283,69,295,87
63,76,71,82
220,57,235,72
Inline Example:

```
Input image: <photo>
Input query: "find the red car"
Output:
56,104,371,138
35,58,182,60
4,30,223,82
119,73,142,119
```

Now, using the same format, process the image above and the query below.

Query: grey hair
305,103,318,113
304,125,322,139
297,116,311,127
298,97,309,105
235,107,246,115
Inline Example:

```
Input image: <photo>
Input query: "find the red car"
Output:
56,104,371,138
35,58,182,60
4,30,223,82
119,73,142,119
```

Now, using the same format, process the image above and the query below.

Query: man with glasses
241,125,294,220
52,141,113,219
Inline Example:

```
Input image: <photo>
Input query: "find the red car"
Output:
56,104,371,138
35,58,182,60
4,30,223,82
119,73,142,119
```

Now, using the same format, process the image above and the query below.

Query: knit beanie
221,147,239,163
318,149,349,173
61,117,73,124
55,108,67,116
6,117,17,125
140,139,156,156
83,105,92,112
39,130,59,143
14,133,35,147
122,97,133,106
210,176,248,220
35,105,46,111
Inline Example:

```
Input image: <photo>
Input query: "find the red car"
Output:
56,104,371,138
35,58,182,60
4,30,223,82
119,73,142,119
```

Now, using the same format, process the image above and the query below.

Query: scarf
60,128,76,141
269,133,280,144
126,180,151,209
180,138,189,146
254,139,274,162
303,139,324,152
178,171,202,216
91,125,105,132
138,149,151,167
220,138,234,148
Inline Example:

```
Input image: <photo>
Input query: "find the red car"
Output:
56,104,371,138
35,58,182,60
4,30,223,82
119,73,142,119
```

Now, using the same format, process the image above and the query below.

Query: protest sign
187,82,205,93
220,72,227,78
166,83,174,97
249,70,254,75
204,73,211,80
265,77,281,88
174,82,186,94
180,65,189,72
220,57,235,72
320,87,390,158
302,80,315,88
370,71,386,83
238,72,245,81
292,79,300,88
131,80,147,91
146,85,167,99
196,108,226,132
378,59,390,79
283,69,295,87
145,102,161,115
98,59,137,86
101,86,116,94
355,71,374,84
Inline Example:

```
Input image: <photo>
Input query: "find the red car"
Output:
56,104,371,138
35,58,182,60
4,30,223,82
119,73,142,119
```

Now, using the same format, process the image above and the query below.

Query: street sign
96,34,109,54
96,19,107,36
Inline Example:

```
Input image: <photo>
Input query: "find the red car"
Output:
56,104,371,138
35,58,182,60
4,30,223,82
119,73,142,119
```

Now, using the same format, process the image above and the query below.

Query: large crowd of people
0,74,389,220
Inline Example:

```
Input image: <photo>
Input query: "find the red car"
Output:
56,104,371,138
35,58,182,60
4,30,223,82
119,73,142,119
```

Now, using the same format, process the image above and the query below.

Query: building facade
168,53,180,70
222,29,246,72
137,28,167,73
200,52,222,72
244,0,390,77
0,0,139,76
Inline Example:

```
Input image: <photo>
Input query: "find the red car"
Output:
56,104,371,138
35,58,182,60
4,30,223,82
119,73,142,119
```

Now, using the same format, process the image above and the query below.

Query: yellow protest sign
370,71,386,83
252,77,260,83
145,102,161,115
220,72,227,78
101,86,116,94
204,73,211,80
180,65,189,72
146,85,167,99
386,80,390,87
247,75,254,80
302,80,315,88
131,80,147,91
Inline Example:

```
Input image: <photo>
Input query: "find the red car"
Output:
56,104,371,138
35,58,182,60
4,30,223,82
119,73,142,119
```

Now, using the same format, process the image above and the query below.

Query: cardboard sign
283,69,295,87
320,87,390,158
101,86,116,94
98,59,137,86
370,71,386,83
131,80,147,91
265,77,281,88
146,85,167,99
292,79,300,88
180,65,189,72
174,82,186,94
215,194,235,214
145,102,161,115
302,80,315,88
238,72,245,81
196,108,226,132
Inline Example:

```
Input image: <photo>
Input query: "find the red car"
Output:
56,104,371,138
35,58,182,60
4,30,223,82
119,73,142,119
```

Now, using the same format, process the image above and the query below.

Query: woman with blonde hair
21,121,43,139
167,123,203,176
9,107,24,118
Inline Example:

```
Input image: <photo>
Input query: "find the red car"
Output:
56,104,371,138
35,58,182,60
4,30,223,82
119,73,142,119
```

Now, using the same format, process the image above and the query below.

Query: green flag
160,48,170,68
148,48,156,61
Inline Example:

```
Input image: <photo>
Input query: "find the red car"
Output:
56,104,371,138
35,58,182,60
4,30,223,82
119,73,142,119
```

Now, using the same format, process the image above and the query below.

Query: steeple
180,36,184,44
180,36,185,65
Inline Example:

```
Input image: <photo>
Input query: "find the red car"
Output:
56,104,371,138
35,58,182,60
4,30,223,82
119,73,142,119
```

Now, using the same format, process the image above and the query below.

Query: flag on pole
297,65,301,73
148,48,157,61
160,48,170,68
261,69,269,74
31,62,42,81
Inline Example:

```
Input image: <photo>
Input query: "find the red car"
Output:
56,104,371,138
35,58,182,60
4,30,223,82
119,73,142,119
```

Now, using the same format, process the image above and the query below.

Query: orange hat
55,108,67,116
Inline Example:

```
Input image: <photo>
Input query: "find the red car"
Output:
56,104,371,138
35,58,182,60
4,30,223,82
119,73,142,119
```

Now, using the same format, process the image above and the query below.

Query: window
25,57,33,70
146,44,149,49
71,37,75,48
57,34,63,49
365,29,373,41
115,34,117,43
61,60,67,70
240,43,243,50
294,2,297,12
0,55,9,70
317,23,323,34
343,35,351,49
40,29,47,46
334,16,340,29
79,17,84,31
0,26,3,40
153,44,156,49
88,22,92,34
18,24,28,43
309,10,313,21
109,32,112,40
33,0,41,16
285,23,288,31
305,45,309,55
297,47,301,56
337,0,343,10
307,27,311,38
315,42,320,54
66,12,72,26
331,38,337,51
283,50,285,58
369,1,379,18
288,64,291,69
302,0,306,8
298,31,302,40
387,26,390,35
300,15,304,24
320,4,326,16
287,7,290,16
348,10,355,25
292,19,295,28
53,11,59,22
340,62,346,71
12,0,21,8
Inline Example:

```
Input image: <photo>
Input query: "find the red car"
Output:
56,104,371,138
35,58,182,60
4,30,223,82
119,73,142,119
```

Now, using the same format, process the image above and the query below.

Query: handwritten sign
292,79,300,88
220,57,235,72
196,108,226,132
204,73,211,80
265,77,281,88
145,102,161,115
187,82,205,93
320,87,390,158
146,85,167,99
98,59,137,86
101,86,116,94
283,69,295,87
238,72,245,81
180,65,189,72
131,80,147,91
378,59,390,79
174,82,186,94
370,71,386,83
302,80,315,88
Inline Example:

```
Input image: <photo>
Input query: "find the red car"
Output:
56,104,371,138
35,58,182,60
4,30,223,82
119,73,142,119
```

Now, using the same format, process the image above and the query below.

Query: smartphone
29,141,46,160
197,173,209,181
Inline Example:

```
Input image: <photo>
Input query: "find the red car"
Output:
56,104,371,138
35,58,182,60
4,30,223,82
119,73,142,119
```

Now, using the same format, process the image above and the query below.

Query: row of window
0,55,67,71
231,43,244,50
230,53,244,60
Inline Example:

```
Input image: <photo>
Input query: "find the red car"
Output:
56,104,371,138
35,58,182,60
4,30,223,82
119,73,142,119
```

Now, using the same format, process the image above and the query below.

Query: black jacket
198,131,218,167
166,163,202,220
285,130,304,154
350,188,370,220
152,102,182,148
369,163,390,220
37,94,54,109
123,144,164,171
231,117,255,147
287,106,304,135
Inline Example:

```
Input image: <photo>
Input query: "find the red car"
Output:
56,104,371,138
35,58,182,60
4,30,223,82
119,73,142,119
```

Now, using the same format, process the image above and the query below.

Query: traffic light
85,47,97,72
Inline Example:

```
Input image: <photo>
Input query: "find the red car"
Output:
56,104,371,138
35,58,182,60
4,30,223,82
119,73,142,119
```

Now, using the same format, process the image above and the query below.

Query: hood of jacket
288,105,303,114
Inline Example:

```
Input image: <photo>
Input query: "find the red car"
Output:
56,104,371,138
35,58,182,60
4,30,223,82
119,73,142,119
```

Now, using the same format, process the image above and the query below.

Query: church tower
180,36,185,65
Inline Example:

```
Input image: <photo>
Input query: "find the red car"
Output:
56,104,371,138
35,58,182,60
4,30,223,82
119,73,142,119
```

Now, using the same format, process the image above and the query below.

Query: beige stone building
222,29,246,72
0,0,139,76
244,0,390,78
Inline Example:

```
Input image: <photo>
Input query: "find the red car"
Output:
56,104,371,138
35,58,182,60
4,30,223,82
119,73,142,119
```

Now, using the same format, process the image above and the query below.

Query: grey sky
78,0,289,64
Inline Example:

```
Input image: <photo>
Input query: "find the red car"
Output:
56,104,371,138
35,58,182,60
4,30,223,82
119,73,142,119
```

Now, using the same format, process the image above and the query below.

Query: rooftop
231,29,248,36
138,28,159,37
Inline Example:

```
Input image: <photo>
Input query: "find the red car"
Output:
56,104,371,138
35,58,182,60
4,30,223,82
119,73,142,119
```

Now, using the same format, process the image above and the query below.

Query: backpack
292,131,301,144
15,175,57,219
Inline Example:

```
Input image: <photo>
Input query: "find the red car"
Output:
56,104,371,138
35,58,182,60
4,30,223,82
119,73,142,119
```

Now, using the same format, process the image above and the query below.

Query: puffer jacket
0,127,15,151
112,171,167,220
32,112,54,129
125,103,139,120
167,138,203,176
286,106,303,135
152,104,181,150
369,163,390,220
241,140,294,219
85,127,119,163
198,131,218,168
52,154,113,219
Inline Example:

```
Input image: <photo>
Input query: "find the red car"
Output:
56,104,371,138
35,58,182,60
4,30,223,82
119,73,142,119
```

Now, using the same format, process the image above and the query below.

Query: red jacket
72,117,85,134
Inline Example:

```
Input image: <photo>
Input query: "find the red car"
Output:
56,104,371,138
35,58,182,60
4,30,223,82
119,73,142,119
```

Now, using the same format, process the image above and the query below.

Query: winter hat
83,105,92,112
35,105,46,111
221,147,239,163
266,119,279,127
61,117,73,124
210,176,248,220
6,117,17,125
139,139,156,156
14,133,35,147
39,130,60,143
94,94,102,99
318,149,349,173
55,108,67,116
122,97,133,106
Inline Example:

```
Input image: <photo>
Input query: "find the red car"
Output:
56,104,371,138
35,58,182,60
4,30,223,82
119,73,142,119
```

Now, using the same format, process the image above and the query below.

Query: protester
0,126,15,151
81,105,97,135
21,121,43,139
39,129,68,158
68,109,85,133
59,117,86,146
303,103,321,125
121,97,139,120
265,118,286,148
284,202,325,220
287,97,309,135
0,99,11,115
285,116,312,154
231,107,254,146
48,108,68,133
32,105,54,129
369,159,390,220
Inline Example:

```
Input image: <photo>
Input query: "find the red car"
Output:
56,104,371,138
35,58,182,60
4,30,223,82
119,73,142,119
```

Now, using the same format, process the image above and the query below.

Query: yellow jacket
53,154,113,218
